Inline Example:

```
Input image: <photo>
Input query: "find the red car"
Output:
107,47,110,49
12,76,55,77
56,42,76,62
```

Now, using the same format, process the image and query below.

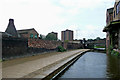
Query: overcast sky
0,0,115,40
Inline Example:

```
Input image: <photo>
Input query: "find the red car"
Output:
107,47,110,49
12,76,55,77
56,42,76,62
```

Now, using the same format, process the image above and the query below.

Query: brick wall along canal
57,52,120,79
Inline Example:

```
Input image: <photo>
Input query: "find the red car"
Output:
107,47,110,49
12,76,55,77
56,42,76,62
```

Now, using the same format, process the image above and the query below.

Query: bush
111,50,115,55
57,46,66,52
108,45,113,54
115,51,119,56
0,59,2,62
64,40,69,43
111,50,120,56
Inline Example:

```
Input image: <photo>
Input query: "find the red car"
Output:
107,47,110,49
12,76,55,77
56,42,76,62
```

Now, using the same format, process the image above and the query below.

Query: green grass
94,46,105,48
112,21,120,25
0,59,2,62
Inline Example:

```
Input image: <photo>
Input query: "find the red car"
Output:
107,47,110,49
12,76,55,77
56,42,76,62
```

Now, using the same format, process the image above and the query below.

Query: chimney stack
9,19,14,22
5,19,18,37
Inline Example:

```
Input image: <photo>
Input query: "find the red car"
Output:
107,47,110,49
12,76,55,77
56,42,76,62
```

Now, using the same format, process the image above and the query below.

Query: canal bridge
85,39,106,49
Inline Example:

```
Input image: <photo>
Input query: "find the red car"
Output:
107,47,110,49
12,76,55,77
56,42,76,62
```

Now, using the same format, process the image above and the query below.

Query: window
35,34,37,39
116,2,120,14
30,34,33,38
114,11,115,18
64,32,66,40
69,32,71,40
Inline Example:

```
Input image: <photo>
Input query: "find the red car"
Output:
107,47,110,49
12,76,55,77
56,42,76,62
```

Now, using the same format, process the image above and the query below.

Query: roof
0,32,13,37
103,20,120,32
17,28,39,34
62,29,73,32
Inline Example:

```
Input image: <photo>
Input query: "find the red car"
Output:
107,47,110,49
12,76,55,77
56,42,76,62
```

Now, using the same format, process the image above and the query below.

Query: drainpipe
118,29,120,52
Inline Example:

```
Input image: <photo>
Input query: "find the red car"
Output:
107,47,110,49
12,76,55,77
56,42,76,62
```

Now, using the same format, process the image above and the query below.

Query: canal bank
41,49,90,80
91,48,106,53
56,52,120,79
2,49,90,79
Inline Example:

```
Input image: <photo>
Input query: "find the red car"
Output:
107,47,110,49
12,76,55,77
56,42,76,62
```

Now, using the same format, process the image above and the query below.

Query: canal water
58,52,120,79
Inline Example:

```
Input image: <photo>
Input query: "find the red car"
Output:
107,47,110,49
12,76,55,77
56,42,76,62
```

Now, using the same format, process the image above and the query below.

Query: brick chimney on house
5,19,18,37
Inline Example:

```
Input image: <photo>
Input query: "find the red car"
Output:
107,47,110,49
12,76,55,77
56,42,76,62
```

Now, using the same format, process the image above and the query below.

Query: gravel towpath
2,49,89,78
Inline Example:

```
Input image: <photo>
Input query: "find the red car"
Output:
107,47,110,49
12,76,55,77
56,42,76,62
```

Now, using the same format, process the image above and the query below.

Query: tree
45,33,57,40
87,39,93,41
39,34,42,39
96,37,101,40
64,40,69,43
39,34,46,40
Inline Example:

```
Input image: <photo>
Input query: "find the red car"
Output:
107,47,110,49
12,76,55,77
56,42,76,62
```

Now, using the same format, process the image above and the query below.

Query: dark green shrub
111,50,115,55
57,46,66,52
111,50,120,56
115,51,119,56
108,45,113,54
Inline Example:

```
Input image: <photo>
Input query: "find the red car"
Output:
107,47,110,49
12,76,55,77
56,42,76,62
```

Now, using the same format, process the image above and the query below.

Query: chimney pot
9,19,14,22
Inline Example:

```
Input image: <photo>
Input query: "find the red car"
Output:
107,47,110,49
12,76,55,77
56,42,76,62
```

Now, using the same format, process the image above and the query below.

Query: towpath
2,49,89,78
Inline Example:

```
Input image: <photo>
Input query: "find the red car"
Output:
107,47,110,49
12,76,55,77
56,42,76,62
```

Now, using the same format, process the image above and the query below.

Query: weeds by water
0,59,2,62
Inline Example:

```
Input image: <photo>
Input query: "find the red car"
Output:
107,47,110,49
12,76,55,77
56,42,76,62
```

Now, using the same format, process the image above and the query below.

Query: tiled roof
17,28,39,34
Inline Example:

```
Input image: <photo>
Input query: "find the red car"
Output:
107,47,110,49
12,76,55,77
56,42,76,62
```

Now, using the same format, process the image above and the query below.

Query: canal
57,52,120,79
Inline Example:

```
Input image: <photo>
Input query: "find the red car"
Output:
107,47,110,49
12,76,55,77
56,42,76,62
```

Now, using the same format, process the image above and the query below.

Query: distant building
17,28,39,39
61,29,73,41
86,38,106,49
69,40,83,44
5,19,20,37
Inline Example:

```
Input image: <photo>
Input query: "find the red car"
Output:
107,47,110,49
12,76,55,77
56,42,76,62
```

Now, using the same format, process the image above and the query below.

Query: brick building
4,19,39,39
106,8,114,25
61,29,73,41
104,8,114,53
17,28,39,39
113,1,120,21
103,0,120,53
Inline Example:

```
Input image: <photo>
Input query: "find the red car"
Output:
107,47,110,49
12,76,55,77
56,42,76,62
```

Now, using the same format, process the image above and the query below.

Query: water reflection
106,54,120,78
58,52,120,78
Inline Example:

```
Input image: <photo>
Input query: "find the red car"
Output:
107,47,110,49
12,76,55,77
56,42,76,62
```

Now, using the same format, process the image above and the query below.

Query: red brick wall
28,39,82,50
28,39,62,49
